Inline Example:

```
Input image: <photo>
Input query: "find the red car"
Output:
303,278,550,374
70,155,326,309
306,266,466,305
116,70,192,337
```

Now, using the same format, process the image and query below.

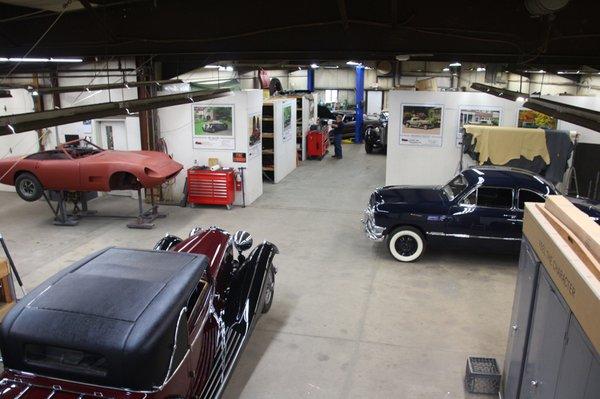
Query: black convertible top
0,247,208,391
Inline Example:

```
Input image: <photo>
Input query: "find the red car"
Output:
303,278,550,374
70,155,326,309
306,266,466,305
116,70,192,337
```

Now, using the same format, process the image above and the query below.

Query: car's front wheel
261,266,275,314
15,172,44,202
387,226,426,262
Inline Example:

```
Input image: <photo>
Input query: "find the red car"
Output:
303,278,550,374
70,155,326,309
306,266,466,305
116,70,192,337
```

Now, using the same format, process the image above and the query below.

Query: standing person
331,114,344,159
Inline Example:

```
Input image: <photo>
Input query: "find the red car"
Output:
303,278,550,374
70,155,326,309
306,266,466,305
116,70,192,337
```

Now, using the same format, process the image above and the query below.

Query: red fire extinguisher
235,171,243,191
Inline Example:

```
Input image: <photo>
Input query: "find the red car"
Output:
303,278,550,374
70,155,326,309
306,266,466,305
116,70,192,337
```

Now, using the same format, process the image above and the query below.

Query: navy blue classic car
362,166,600,262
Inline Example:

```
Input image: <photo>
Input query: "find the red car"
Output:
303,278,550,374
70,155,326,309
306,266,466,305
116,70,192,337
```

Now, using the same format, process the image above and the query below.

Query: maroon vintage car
0,139,182,202
0,227,278,399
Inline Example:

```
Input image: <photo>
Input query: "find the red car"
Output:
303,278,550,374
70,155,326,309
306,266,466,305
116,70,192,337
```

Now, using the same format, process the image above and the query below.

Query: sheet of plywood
524,202,600,354
545,195,600,261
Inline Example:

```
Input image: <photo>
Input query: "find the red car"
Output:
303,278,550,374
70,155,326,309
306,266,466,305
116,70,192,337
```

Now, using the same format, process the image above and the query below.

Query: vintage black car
362,167,600,262
364,111,389,153
323,110,383,140
0,227,277,399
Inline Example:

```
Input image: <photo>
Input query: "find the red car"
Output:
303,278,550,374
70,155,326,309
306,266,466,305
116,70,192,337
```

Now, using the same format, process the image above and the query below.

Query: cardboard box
524,196,600,354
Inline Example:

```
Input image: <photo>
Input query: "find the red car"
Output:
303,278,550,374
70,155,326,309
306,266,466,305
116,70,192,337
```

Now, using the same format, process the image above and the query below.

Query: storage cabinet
503,238,600,399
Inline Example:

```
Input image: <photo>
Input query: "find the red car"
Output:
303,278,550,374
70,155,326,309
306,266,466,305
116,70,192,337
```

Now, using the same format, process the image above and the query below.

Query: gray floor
0,144,517,398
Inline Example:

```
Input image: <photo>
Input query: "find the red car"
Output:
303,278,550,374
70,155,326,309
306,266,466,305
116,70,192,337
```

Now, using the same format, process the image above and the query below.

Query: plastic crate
464,356,500,395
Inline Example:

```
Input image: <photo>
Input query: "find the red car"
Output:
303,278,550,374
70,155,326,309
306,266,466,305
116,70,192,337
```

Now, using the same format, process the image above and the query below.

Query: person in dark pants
331,114,344,159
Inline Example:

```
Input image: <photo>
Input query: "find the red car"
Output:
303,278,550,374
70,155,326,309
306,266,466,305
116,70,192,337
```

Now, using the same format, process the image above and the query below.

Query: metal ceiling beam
0,88,231,135
34,79,184,94
470,82,528,101
524,98,600,133
472,82,600,133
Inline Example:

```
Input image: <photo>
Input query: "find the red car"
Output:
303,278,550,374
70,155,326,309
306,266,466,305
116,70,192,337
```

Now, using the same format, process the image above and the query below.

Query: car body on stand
364,111,389,153
362,166,600,262
0,227,278,399
0,139,182,202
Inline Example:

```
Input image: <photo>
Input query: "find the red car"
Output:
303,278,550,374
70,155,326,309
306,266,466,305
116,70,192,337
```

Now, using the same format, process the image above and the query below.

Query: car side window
461,190,477,205
518,189,545,209
476,186,514,209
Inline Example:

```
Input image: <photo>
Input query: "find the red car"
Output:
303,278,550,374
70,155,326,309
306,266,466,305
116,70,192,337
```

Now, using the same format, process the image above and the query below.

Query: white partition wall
157,89,264,205
385,91,600,187
385,91,519,186
263,98,297,183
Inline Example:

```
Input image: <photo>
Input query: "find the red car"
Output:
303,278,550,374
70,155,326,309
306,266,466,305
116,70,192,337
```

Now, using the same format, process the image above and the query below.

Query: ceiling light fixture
323,65,339,69
0,57,82,63
346,61,361,66
218,66,233,72
442,67,450,72
31,90,39,96
310,63,319,69
204,65,221,69
516,96,526,102
477,67,486,72
449,62,462,67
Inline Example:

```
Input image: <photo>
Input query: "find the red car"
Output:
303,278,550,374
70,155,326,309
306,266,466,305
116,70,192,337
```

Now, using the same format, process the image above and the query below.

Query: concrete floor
0,144,518,398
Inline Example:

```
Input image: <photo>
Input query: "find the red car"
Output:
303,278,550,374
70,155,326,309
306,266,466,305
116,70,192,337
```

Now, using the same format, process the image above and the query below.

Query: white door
366,91,383,115
98,121,134,197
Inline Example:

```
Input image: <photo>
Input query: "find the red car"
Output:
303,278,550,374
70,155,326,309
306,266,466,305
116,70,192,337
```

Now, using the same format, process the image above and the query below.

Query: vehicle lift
43,188,166,229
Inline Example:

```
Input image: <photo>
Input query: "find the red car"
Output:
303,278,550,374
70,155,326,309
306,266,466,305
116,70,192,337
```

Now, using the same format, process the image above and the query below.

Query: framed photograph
517,109,558,129
400,104,443,147
457,106,502,147
192,104,235,150
282,103,292,142
248,113,262,159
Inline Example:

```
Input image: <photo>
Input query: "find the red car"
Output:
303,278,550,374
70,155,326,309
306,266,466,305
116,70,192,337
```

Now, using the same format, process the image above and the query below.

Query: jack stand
44,191,78,226
70,192,98,217
127,188,166,229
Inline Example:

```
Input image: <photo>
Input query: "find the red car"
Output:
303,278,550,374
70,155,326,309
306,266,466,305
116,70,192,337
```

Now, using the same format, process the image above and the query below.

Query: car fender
225,241,278,329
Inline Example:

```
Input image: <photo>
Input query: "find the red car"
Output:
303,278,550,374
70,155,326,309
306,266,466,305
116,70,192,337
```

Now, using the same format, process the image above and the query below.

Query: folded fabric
465,125,551,165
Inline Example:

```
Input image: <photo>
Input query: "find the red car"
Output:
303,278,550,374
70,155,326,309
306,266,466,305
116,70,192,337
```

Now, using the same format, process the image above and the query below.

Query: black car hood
378,185,444,205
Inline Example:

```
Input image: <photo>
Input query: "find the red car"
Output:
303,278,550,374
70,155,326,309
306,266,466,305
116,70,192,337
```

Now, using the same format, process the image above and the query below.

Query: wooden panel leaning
523,195,600,354
0,258,15,322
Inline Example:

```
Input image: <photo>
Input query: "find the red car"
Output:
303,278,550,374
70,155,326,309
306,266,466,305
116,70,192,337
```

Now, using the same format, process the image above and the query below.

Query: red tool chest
306,130,329,159
187,168,235,209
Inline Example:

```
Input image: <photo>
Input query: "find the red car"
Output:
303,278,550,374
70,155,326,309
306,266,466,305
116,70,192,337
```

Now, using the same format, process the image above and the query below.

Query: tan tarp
465,125,550,165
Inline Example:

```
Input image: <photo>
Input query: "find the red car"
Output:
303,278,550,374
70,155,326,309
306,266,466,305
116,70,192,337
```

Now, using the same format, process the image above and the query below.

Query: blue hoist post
355,65,365,143
307,68,315,92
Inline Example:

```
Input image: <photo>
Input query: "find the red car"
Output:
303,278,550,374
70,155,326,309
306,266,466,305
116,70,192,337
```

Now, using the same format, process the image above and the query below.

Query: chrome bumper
361,207,385,241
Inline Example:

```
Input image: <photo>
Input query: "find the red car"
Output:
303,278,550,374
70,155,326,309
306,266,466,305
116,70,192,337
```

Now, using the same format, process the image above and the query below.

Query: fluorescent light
0,57,82,63
346,61,361,66
204,65,221,69
8,57,48,62
310,63,319,69
49,58,82,63
516,96,526,102
442,67,450,72
324,65,339,69
218,66,233,72
449,62,462,67
476,67,486,72
31,90,39,96
524,69,546,74
364,66,372,70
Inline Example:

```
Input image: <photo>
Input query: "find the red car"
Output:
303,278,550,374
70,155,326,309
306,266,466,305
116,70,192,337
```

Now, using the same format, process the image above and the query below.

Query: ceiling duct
525,0,571,15
0,88,231,135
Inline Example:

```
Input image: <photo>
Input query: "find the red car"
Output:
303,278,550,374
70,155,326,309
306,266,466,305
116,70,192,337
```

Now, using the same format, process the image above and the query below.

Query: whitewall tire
387,227,426,262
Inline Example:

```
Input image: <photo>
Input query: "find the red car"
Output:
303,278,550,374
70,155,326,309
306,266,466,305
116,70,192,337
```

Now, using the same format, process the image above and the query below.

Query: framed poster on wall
248,113,262,159
192,104,235,150
282,103,293,142
400,104,443,147
517,108,558,129
457,106,502,147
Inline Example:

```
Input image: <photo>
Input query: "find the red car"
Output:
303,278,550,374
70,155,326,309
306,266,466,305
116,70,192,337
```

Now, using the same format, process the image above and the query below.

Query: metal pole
355,65,365,143
307,68,315,92
0,233,26,295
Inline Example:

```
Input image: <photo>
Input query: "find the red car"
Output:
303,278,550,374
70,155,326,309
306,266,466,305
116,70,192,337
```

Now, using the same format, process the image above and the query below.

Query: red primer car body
0,139,182,193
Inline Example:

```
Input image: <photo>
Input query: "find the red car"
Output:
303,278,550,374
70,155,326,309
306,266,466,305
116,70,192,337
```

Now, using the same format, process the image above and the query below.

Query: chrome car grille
362,206,385,241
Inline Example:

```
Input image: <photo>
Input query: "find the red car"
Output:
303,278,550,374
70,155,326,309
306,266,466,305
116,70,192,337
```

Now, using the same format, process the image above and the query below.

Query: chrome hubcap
395,235,418,257
19,179,35,197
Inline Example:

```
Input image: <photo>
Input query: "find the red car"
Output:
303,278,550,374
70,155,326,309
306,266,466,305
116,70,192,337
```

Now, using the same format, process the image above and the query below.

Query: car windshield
442,174,469,201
